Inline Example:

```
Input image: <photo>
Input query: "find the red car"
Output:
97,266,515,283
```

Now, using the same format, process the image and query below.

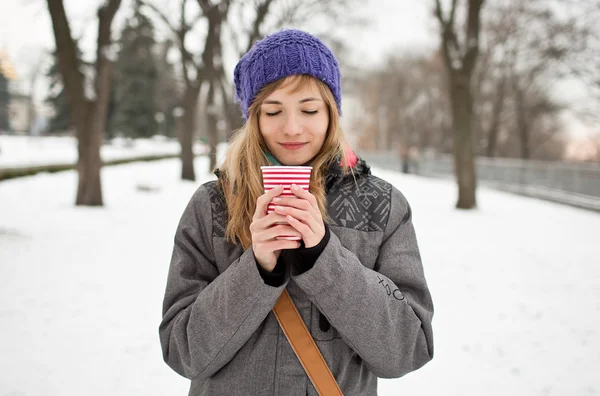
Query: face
258,77,329,166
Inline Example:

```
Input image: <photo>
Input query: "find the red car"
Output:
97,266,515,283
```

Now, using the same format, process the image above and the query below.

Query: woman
159,29,434,396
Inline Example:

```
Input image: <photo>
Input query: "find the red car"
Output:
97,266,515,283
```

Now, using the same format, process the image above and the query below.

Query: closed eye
265,111,281,117
303,110,318,115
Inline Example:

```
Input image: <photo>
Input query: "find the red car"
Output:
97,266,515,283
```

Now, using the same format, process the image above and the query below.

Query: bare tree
474,0,586,160
144,0,230,180
556,0,600,124
435,0,485,209
350,51,451,158
47,0,122,206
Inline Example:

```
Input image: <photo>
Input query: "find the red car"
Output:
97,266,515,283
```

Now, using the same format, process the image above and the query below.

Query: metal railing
359,150,600,212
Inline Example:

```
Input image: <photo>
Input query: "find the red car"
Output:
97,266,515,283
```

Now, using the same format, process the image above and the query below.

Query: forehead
265,75,321,100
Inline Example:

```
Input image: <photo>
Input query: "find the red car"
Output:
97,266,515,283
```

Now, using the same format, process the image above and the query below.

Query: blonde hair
218,75,352,248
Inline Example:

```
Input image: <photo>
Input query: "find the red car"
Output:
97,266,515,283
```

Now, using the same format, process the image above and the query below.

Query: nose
282,113,302,136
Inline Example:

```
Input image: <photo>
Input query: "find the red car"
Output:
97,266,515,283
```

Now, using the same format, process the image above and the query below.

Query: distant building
0,50,15,133
0,50,35,135
10,92,34,134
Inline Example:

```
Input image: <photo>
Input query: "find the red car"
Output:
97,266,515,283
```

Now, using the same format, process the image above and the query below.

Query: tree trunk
219,76,243,138
180,85,200,181
485,76,506,158
435,0,483,209
206,82,219,172
515,87,531,159
47,0,120,206
450,75,477,209
76,106,103,205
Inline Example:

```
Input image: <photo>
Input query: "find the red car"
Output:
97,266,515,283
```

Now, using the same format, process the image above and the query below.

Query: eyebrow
262,97,322,105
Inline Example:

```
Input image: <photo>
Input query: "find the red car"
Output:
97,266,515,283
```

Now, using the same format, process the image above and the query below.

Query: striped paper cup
261,166,312,240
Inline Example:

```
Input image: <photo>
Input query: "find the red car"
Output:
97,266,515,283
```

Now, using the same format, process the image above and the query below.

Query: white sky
1,137,599,395
0,0,596,138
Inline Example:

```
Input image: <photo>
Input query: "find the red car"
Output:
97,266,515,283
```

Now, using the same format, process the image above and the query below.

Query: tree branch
449,0,459,28
46,0,87,131
144,0,206,88
463,0,485,73
197,0,211,14
435,0,461,72
246,0,275,52
179,0,193,86
434,0,448,27
96,0,121,83
141,1,178,34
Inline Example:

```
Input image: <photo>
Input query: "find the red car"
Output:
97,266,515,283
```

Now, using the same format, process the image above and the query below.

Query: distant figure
409,146,421,174
398,143,410,173
159,29,434,396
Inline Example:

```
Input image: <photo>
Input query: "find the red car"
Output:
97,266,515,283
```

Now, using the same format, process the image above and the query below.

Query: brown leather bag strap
273,289,343,396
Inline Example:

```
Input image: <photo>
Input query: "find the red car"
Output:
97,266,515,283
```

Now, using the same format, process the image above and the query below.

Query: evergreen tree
112,0,158,138
44,46,84,134
0,72,10,132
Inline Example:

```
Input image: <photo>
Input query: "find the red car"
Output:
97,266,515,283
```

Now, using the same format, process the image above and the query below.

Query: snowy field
0,135,207,168
1,155,599,395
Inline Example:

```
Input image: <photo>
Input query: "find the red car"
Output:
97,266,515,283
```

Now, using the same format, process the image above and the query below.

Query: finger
273,205,318,226
250,212,289,236
285,215,314,238
256,212,290,228
257,239,302,253
254,185,284,220
259,224,303,240
270,197,313,212
290,184,319,210
270,198,320,222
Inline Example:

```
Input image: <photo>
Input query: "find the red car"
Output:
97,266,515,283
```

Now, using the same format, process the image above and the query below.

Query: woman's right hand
250,185,302,272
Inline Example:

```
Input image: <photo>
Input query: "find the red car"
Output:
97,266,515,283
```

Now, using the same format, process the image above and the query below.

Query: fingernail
291,184,298,191
272,197,282,202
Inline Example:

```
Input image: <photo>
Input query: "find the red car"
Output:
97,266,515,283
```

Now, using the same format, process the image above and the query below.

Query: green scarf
264,151,281,165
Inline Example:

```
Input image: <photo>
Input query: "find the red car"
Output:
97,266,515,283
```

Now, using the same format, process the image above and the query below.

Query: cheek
258,120,279,148
311,114,329,138
258,118,274,137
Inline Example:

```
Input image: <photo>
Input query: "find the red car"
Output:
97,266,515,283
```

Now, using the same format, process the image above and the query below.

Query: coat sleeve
291,186,434,378
159,184,287,380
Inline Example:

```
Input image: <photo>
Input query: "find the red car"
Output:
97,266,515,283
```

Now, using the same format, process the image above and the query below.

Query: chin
281,157,311,166
273,153,304,166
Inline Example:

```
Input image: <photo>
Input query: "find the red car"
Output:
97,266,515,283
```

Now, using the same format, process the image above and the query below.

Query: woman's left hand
272,184,325,248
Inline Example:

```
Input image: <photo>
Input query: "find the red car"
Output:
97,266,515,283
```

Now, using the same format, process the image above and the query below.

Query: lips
280,142,306,150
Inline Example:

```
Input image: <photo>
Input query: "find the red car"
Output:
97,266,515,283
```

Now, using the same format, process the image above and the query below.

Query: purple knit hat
233,29,342,120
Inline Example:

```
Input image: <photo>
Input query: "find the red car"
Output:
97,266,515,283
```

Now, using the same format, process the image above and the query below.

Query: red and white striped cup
261,165,312,241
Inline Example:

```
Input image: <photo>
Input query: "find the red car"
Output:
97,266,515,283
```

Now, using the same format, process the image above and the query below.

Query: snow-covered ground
0,135,207,168
1,155,599,395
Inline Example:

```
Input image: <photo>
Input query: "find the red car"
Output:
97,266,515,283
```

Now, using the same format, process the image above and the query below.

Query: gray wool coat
159,159,434,396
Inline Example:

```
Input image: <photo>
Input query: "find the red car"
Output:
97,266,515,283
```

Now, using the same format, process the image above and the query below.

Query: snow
0,135,207,169
1,153,599,395
0,135,174,168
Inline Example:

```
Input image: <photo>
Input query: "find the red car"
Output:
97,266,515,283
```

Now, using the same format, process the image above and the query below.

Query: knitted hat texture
233,29,342,119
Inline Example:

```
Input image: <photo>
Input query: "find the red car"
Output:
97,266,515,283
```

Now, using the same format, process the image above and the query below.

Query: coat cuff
284,225,330,276
256,257,286,287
